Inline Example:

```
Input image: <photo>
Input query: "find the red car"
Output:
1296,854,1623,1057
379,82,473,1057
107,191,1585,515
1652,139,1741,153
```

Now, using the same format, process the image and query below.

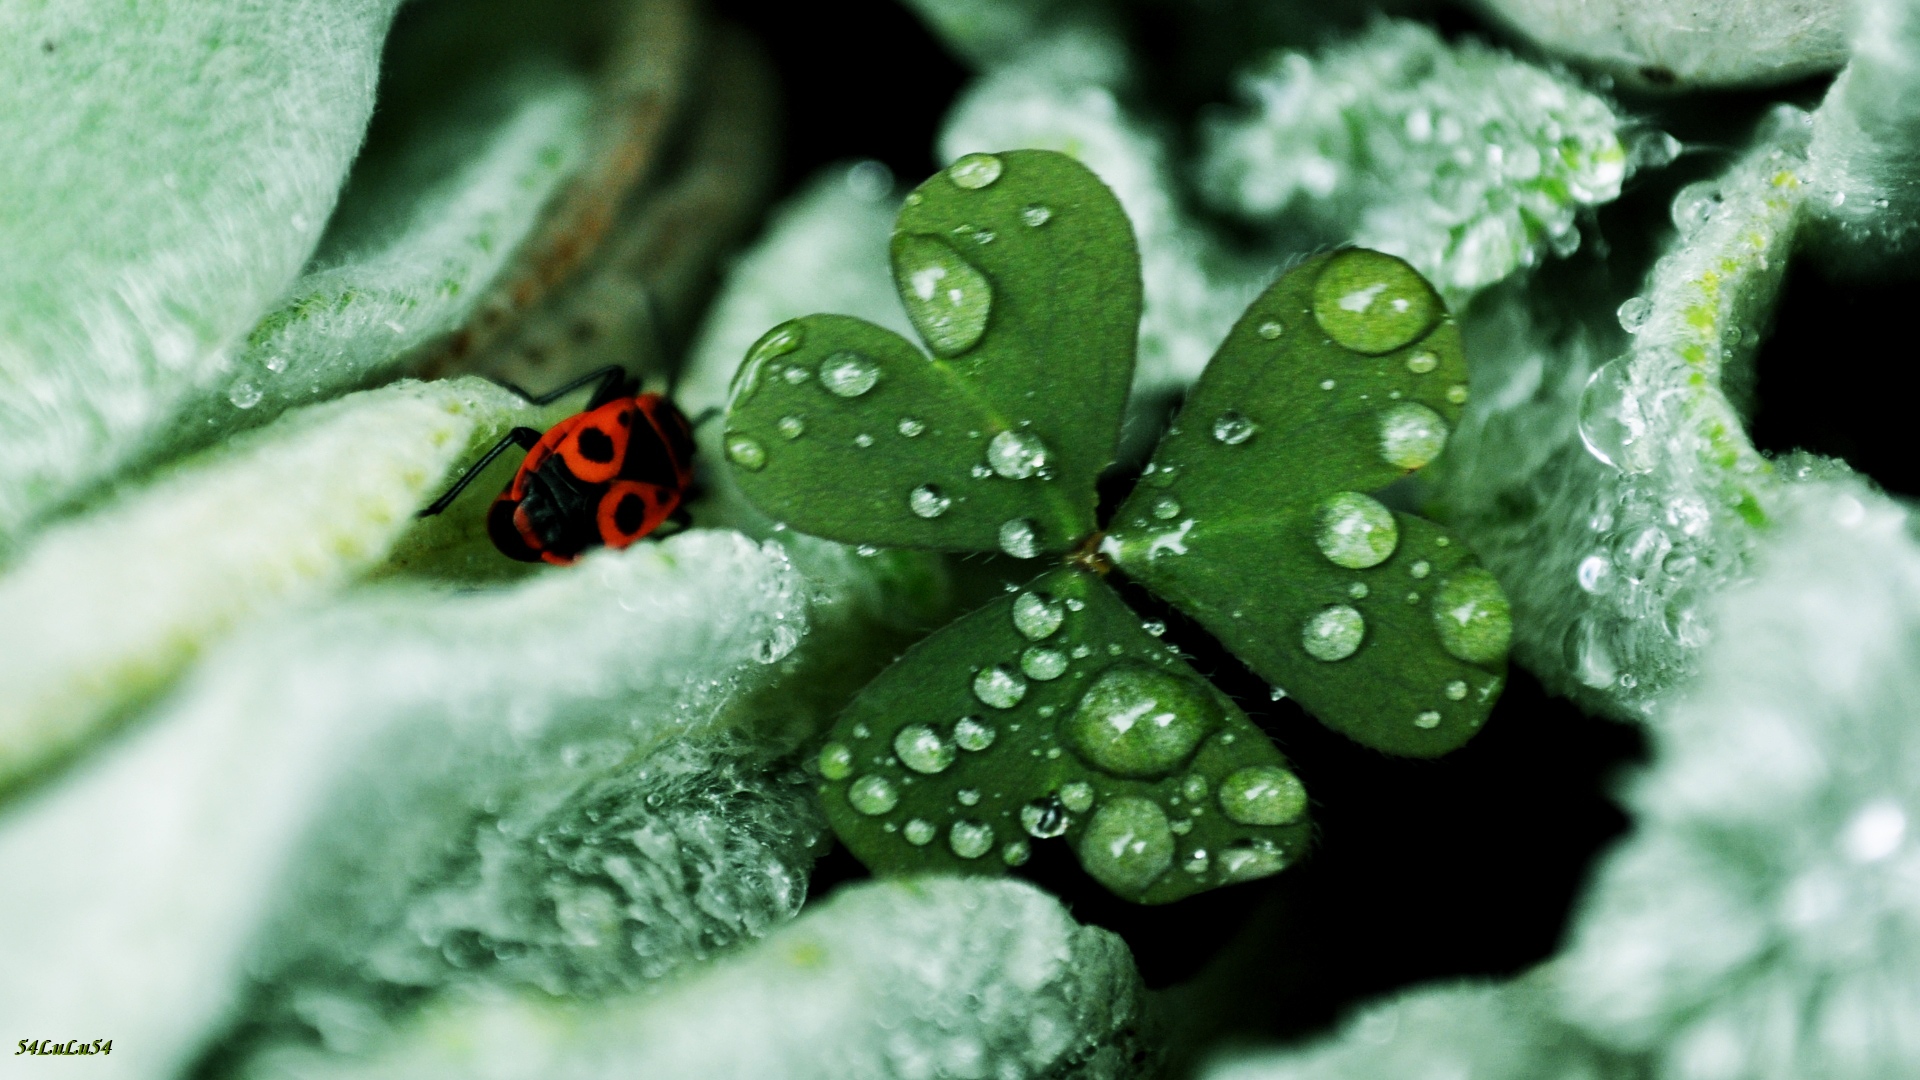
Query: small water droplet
1002,840,1032,865
1446,384,1468,405
855,544,878,557
1212,411,1258,445
909,484,952,519
1218,765,1307,826
1066,661,1220,778
1021,646,1068,681
987,429,1048,478
1432,569,1512,663
1151,497,1183,521
1012,592,1066,640
894,235,993,357
970,464,992,479
1320,379,1336,391
229,381,262,409
973,664,1028,709
1021,797,1072,838
1315,492,1399,568
1219,839,1291,883
1080,797,1175,894
954,716,996,751
1577,554,1612,593
970,227,996,245
1414,710,1442,729
1020,203,1052,227
1182,774,1209,801
948,153,1003,189
749,324,803,365
1270,686,1288,701
1311,249,1439,354
818,742,853,780
1257,320,1285,340
818,351,881,397
904,818,936,845
957,789,981,806
264,354,289,374
894,724,955,773
1303,605,1365,661
854,434,875,448
782,366,811,385
848,775,898,815
777,415,806,439
1406,352,1438,374
998,518,1040,559
1378,403,1449,469
1616,296,1651,333
1445,680,1469,701
1348,582,1369,599
949,820,994,858
1409,560,1430,579
1577,358,1650,472
897,417,926,437
725,435,767,471
1059,782,1095,813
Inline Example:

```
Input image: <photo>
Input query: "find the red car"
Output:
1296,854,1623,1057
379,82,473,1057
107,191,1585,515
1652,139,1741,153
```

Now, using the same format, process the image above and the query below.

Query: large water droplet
848,775,898,815
973,664,1028,709
894,725,955,774
1012,591,1065,640
904,819,936,845
1431,568,1511,663
1218,765,1307,826
1066,661,1220,778
909,484,952,519
998,518,1040,559
1577,357,1653,473
1079,798,1175,894
1211,411,1257,445
1315,492,1399,569
1218,838,1291,883
1310,249,1440,355
1021,646,1068,681
1616,296,1651,333
725,435,767,471
1303,605,1365,661
894,234,993,357
948,153,1003,189
818,742,853,780
949,820,994,859
954,716,996,751
1378,403,1449,469
987,429,1048,478
819,351,881,397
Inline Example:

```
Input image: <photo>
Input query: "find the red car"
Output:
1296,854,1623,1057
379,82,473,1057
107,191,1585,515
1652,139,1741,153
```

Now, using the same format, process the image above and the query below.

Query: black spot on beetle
614,492,648,535
577,426,616,463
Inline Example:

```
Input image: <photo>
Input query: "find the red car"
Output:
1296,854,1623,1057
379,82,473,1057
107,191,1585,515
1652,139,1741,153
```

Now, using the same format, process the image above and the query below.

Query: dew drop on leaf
1309,249,1440,354
1303,604,1365,661
777,415,806,439
1059,782,1095,813
749,323,803,364
1066,661,1219,778
725,435,767,471
949,820,994,859
1181,774,1209,801
1219,839,1291,883
1415,710,1442,728
1378,402,1450,469
229,381,262,409
1012,591,1065,641
1080,797,1175,893
1446,680,1469,700
818,742,853,780
947,152,1004,189
1315,492,1399,569
848,775,898,815
909,484,952,519
1211,411,1258,445
1019,203,1052,226
897,417,926,437
957,788,981,806
1003,840,1032,865
1021,797,1072,838
819,351,881,397
1406,351,1438,374
782,366,811,385
987,429,1048,479
1446,384,1469,404
973,664,1028,709
1256,320,1284,340
954,715,997,751
1217,765,1307,826
894,235,993,357
1021,646,1068,681
998,518,1040,559
904,818,936,845
1432,568,1513,663
1410,560,1431,579
1152,497,1182,520
894,724,956,774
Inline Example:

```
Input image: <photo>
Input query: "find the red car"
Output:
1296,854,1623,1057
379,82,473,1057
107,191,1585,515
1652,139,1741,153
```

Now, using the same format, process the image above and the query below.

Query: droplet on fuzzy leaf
1431,568,1511,663
1303,605,1365,661
949,820,994,859
1378,403,1449,469
1310,249,1439,355
819,351,881,397
1012,591,1065,641
1315,492,1399,569
998,519,1040,559
893,725,955,774
909,484,951,519
725,435,767,471
848,775,898,816
1217,765,1307,826
894,235,993,357
972,664,1028,709
1066,661,1220,778
1080,797,1175,894
818,742,853,780
986,429,1047,479
948,153,1004,189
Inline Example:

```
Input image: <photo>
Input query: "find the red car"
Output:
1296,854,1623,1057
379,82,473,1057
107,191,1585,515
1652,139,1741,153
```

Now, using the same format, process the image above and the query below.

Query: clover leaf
723,150,1510,903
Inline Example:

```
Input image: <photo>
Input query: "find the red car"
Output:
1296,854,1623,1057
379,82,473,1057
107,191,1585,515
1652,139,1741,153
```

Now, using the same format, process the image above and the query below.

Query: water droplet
1071,644,1093,660
1080,797,1175,894
749,324,803,365
725,435,767,471
949,820,994,859
855,545,879,557
848,775,898,815
1002,840,1032,865
894,234,993,357
954,716,996,751
1270,686,1288,701
782,366,811,385
909,484,952,519
1578,358,1650,472
971,464,993,479
264,354,289,374
1432,568,1512,663
818,351,880,397
987,429,1048,478
1257,320,1285,340
904,818,936,845
1059,782,1095,813
1414,710,1441,729
818,742,853,780
1219,838,1291,883
1616,297,1651,333
1446,384,1469,405
1564,617,1618,689
1577,553,1612,593
1671,180,1719,232
958,788,981,806
1011,591,1065,640
1021,797,1071,838
1320,379,1336,391
1842,799,1907,863
1405,349,1441,377
998,518,1040,559
1303,605,1365,661
948,152,1003,189
1066,661,1220,778
1315,492,1399,568
1409,560,1430,579
1310,250,1440,354
897,417,926,437
1212,411,1258,445
1348,582,1370,599
853,433,875,448
1378,403,1449,469
777,415,806,439
1184,849,1211,874
1218,765,1307,826
894,725,955,774
1021,646,1068,681
1181,774,1209,801
969,227,996,245
1445,680,1469,700
228,381,262,409
1020,203,1052,227
973,664,1028,709
1151,497,1182,520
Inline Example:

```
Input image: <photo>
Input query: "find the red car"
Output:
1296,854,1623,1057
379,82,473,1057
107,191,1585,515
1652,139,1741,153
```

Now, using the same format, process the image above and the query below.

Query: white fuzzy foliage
1473,0,1849,89
0,0,401,545
0,377,536,793
243,877,1154,1080
1806,0,1920,264
0,530,809,1080
1202,19,1632,303
898,0,1091,67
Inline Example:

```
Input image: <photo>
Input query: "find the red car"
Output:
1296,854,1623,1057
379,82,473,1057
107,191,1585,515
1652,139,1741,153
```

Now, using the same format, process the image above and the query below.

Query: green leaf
817,567,1310,904
1105,249,1508,756
723,150,1140,557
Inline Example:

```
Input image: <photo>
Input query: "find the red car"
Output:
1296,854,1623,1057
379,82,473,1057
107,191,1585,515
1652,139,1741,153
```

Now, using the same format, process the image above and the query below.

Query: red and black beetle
418,367,704,565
